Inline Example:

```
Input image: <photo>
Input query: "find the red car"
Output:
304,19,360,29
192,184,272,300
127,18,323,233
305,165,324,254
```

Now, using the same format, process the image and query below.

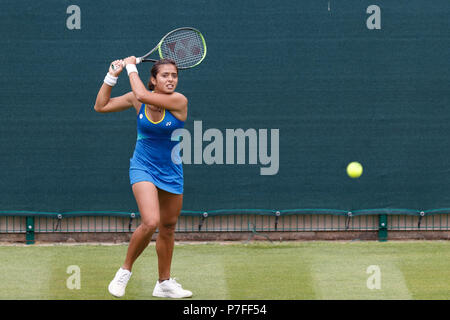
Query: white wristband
104,73,118,87
126,64,138,76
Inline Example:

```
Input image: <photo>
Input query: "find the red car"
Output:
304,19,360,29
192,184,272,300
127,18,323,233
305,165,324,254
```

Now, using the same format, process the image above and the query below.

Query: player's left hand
109,59,124,77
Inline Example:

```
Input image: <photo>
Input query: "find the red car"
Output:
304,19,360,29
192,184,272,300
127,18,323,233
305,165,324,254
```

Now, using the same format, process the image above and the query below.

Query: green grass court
0,241,448,300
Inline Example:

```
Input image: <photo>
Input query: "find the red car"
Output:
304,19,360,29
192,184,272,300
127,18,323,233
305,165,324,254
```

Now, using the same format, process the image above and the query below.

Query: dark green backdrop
1,0,449,213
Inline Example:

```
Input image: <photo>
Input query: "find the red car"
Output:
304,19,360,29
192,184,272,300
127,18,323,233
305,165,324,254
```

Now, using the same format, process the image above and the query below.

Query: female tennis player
94,57,192,299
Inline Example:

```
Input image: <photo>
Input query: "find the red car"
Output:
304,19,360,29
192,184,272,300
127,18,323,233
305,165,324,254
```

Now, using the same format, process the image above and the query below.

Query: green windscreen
0,0,449,215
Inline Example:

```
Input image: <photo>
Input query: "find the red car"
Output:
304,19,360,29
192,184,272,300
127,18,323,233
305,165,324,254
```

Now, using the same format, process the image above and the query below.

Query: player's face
152,64,178,93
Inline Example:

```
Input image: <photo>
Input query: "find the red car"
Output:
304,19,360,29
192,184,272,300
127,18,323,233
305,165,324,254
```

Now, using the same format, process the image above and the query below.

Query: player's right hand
109,60,124,77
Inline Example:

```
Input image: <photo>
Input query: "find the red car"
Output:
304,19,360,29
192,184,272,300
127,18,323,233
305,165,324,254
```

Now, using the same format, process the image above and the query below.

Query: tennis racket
112,27,207,70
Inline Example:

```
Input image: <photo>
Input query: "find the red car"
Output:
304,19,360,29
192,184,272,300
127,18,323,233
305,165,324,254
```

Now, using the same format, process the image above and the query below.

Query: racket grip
111,58,140,71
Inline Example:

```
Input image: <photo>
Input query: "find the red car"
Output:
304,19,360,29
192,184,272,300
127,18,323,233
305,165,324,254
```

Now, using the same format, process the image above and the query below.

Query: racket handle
110,62,121,71
111,58,141,71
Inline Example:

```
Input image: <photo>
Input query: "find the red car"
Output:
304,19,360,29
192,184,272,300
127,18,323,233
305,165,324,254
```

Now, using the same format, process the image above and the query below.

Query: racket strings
160,30,205,68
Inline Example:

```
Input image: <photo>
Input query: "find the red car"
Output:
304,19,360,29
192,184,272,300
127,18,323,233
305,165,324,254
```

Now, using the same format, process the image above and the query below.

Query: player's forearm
94,83,113,111
128,72,147,101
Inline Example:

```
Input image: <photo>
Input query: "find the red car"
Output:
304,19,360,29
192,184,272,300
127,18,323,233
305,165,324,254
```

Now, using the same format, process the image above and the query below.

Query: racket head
148,27,207,69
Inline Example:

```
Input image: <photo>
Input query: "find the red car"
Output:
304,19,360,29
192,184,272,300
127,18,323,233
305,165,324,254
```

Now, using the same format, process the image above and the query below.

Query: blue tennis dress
129,103,185,194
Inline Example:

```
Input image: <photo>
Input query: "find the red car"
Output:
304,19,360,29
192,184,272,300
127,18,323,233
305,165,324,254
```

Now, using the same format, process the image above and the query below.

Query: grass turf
0,241,448,300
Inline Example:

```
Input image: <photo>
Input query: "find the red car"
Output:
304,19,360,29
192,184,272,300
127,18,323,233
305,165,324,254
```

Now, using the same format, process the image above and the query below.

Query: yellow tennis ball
347,162,363,178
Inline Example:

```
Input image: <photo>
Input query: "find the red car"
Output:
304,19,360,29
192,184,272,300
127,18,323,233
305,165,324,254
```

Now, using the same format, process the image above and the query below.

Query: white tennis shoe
152,278,192,298
108,268,132,298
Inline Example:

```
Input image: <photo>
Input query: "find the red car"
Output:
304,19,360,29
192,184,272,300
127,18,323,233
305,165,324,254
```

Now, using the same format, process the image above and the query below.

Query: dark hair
147,58,178,91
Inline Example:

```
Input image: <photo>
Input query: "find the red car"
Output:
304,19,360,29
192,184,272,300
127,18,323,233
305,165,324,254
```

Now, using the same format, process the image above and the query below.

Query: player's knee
141,219,159,234
159,221,177,235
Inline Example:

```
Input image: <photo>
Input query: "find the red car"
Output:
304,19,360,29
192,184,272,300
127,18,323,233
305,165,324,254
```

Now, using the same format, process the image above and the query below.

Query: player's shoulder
173,91,188,104
125,91,142,113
